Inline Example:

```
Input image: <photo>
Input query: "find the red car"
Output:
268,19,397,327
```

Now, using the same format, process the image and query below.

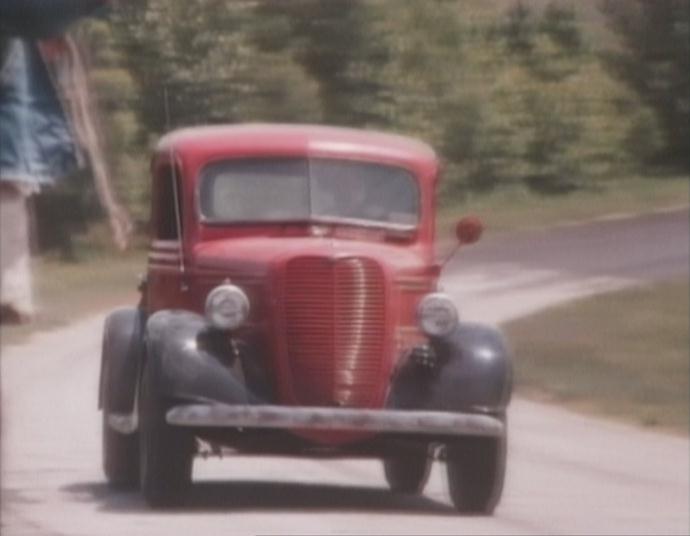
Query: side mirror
455,216,483,246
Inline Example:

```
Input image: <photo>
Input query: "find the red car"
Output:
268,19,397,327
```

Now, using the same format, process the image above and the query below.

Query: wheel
101,321,139,489
102,410,139,488
445,431,507,515
383,446,432,494
139,361,195,508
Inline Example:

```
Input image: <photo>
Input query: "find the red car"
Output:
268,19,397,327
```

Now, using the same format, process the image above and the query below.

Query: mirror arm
441,243,462,268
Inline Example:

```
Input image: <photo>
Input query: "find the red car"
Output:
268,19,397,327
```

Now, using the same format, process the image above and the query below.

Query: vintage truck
99,124,512,513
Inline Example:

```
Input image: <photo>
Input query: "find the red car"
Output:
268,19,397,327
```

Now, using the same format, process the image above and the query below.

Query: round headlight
417,293,458,337
205,284,250,330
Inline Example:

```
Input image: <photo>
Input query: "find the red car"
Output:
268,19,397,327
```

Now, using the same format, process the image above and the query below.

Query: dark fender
145,310,260,406
99,307,145,412
388,323,513,414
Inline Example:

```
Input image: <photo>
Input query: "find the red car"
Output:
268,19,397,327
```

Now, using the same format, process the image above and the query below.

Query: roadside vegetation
504,279,689,435
0,231,144,346
36,0,688,245
438,174,688,234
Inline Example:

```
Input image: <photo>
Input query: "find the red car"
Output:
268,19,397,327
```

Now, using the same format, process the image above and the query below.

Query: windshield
199,158,419,228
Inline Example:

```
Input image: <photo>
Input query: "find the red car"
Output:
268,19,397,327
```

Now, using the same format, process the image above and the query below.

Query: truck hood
193,236,430,278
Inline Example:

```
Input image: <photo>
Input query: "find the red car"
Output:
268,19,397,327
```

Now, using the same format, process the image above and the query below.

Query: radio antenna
163,86,186,276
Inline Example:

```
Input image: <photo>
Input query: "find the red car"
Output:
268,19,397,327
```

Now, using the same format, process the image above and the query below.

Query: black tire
383,446,432,494
101,320,139,489
139,361,195,508
446,431,507,515
103,411,139,489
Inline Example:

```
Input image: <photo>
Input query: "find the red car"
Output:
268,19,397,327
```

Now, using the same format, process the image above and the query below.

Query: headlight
417,293,458,337
205,284,250,330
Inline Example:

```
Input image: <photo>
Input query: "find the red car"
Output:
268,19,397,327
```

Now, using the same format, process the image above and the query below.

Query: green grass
0,247,145,346
503,279,690,435
438,175,688,236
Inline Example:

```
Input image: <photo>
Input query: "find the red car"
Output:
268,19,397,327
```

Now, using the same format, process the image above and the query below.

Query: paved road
450,208,689,281
446,208,689,323
2,209,688,535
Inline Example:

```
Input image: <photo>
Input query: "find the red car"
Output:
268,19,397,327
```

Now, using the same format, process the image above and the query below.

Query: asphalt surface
445,207,689,323
2,208,688,535
449,207,689,281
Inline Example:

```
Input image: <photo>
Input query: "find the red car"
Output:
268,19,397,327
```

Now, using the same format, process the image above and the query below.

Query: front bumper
166,404,503,438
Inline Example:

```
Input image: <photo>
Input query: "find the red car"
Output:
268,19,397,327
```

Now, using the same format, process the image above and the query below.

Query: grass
438,175,688,236
503,278,689,435
0,245,145,347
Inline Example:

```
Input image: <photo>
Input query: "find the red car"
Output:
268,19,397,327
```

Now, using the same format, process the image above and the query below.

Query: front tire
101,317,139,488
383,446,432,494
446,430,507,514
139,361,195,508
103,411,139,488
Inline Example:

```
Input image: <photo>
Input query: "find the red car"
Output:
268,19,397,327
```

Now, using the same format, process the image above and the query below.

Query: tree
601,0,690,168
69,0,674,229
78,19,148,222
112,0,322,134
252,0,389,125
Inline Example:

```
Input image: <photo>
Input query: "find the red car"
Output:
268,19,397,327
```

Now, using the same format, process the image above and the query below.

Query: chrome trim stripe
148,252,180,262
166,404,503,437
151,239,181,251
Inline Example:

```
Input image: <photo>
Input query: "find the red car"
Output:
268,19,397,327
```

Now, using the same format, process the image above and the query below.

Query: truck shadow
62,480,457,515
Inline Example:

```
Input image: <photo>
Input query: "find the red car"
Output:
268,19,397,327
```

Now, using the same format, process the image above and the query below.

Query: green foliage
368,1,662,195
505,278,689,433
252,0,389,125
541,2,583,52
601,0,690,168
79,19,149,222
69,0,682,232
111,1,322,133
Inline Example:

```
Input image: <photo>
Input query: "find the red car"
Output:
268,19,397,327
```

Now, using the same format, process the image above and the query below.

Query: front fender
145,310,259,405
388,323,513,414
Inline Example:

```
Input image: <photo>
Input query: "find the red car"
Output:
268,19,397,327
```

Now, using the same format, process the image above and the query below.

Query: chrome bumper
166,404,504,437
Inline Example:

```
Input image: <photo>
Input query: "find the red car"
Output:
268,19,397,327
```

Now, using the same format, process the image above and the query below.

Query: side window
154,165,183,240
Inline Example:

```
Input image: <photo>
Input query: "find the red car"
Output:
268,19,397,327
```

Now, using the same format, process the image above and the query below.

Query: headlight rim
417,292,459,338
204,284,250,331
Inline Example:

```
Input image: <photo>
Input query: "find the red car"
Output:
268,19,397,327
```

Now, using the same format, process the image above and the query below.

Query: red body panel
145,124,441,446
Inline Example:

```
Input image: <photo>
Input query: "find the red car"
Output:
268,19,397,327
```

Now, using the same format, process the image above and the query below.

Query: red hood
193,236,431,278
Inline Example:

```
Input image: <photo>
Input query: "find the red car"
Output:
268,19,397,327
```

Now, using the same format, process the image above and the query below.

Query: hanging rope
41,35,133,250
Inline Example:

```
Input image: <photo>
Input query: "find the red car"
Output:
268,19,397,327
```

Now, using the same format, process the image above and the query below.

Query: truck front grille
284,256,386,407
